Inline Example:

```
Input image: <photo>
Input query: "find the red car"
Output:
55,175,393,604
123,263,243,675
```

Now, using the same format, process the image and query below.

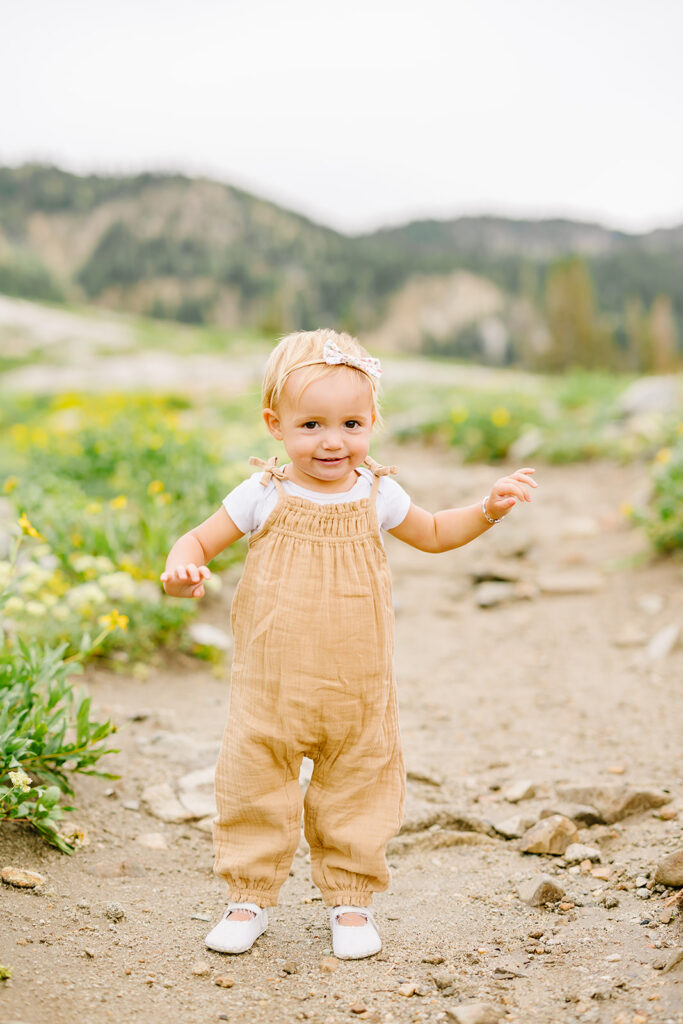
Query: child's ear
263,408,283,440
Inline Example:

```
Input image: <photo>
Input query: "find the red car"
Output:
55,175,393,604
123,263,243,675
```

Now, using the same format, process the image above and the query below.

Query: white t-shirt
223,465,411,539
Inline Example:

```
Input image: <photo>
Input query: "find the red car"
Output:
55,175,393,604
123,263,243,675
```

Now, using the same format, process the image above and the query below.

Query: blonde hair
262,328,383,426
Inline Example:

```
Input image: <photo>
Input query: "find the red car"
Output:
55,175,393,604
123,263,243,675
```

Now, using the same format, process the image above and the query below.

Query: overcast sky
3,0,682,235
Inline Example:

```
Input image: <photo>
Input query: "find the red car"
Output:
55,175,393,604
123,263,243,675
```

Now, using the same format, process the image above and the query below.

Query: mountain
0,163,681,366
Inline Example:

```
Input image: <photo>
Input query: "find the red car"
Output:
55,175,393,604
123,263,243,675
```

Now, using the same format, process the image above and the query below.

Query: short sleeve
377,475,411,531
222,474,272,534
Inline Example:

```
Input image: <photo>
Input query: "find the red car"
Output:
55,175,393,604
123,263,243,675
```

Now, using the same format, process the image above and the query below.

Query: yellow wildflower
156,492,171,505
109,495,128,510
98,609,129,632
490,407,511,428
18,513,44,540
69,532,83,547
2,475,19,494
654,447,671,464
450,407,468,424
147,480,164,495
85,502,102,516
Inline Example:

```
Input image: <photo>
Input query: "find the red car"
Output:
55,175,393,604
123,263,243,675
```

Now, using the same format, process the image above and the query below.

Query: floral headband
280,340,382,388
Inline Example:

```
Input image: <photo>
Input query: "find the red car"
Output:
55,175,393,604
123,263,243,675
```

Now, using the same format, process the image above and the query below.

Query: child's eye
345,420,361,429
302,421,319,429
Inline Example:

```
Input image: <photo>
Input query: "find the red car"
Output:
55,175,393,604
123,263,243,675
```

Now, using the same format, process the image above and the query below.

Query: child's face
263,367,375,490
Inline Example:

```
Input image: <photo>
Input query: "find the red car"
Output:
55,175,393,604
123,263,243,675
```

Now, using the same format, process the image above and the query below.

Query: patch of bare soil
1,445,682,1024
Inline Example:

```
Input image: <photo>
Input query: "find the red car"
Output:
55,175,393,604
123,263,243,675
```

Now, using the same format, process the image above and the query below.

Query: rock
491,814,538,839
445,1003,504,1024
398,982,416,997
654,848,683,887
554,783,669,823
188,623,233,650
536,570,604,595
88,860,146,878
563,843,602,864
214,975,235,988
422,954,445,964
177,766,215,790
503,780,536,803
1,866,45,888
136,832,168,850
193,816,215,834
540,802,603,827
400,808,494,836
432,970,458,990
659,948,683,974
655,805,678,820
350,1003,368,1014
105,902,125,921
178,789,217,819
319,957,338,973
618,375,680,416
282,960,299,974
474,582,518,607
136,731,220,765
122,800,140,811
647,624,680,661
141,783,195,823
192,961,211,976
636,888,651,899
519,814,578,854
517,874,565,907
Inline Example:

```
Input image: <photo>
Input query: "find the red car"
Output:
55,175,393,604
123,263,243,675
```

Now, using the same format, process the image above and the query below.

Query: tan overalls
212,455,406,908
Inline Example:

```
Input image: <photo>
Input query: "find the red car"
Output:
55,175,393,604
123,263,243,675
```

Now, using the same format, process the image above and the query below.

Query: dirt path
1,444,682,1024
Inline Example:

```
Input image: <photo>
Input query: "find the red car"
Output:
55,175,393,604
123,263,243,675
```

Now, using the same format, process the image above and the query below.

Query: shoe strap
224,901,263,918
331,905,377,928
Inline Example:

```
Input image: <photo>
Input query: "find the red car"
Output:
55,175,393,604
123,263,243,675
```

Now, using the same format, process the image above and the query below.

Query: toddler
161,328,537,960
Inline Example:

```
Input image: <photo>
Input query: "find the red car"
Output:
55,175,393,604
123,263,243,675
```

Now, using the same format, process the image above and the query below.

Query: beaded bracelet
481,495,503,525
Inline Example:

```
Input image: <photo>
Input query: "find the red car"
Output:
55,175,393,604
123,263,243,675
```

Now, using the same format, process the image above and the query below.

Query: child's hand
160,563,211,599
485,467,537,521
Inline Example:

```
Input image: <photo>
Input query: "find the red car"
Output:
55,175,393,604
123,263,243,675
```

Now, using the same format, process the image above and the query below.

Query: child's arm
388,467,537,553
160,507,244,598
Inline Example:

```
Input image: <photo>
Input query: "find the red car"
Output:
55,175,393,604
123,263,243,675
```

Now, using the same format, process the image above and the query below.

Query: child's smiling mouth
316,456,347,464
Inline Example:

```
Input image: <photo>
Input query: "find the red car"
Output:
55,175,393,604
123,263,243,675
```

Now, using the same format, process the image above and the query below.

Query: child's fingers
199,566,211,579
192,584,205,598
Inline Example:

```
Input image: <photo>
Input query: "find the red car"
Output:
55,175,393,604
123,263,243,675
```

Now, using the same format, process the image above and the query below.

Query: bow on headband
322,340,382,380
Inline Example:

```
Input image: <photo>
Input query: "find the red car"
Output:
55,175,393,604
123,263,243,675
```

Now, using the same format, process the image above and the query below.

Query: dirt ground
1,442,682,1024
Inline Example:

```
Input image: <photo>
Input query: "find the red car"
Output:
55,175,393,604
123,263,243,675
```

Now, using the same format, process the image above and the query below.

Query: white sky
2,0,682,235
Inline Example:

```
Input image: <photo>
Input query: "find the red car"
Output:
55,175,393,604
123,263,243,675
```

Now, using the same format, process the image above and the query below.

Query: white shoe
329,905,382,960
205,901,268,954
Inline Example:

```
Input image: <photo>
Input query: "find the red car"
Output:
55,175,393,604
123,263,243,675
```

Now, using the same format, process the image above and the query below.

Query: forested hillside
0,164,680,371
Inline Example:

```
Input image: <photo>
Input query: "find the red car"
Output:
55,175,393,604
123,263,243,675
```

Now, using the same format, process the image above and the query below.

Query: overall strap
363,455,398,501
249,455,287,493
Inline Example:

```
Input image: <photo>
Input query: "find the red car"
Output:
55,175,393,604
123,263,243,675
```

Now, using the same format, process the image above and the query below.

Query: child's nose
321,430,343,449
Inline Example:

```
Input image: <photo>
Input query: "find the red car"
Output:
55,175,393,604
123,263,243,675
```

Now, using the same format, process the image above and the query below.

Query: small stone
350,1004,368,1014
591,866,612,880
518,874,565,907
655,805,678,820
214,975,234,988
282,960,299,974
0,866,45,888
554,783,668,824
421,954,445,964
191,961,211,976
563,843,602,864
519,814,578,855
137,832,167,850
654,848,683,887
122,800,140,811
105,902,125,921
604,896,619,909
141,783,195,823
660,947,683,974
606,765,625,775
398,982,416,997
432,970,458,990
647,623,680,661
659,907,675,924
474,582,518,607
636,887,651,899
319,957,338,973
445,1002,504,1023
503,780,536,803
83,948,96,958
491,814,537,839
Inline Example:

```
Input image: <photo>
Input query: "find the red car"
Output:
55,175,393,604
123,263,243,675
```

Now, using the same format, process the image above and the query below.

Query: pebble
319,957,338,973
474,582,518,608
517,874,565,907
397,982,416,997
214,975,234,988
141,782,195,823
350,1003,368,1014
654,848,683,886
636,888,651,899
503,779,536,803
0,867,45,888
432,970,458,991
660,947,683,974
105,902,125,921
655,805,678,820
563,843,602,864
445,1002,504,1023
519,814,578,855
191,961,211,976
136,832,168,850
491,813,537,839
646,624,680,662
421,954,445,964
282,960,299,974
